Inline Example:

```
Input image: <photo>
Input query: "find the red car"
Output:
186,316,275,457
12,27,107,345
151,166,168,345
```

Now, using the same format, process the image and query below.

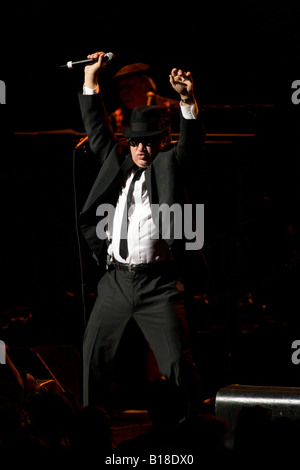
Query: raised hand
84,51,108,90
169,68,194,99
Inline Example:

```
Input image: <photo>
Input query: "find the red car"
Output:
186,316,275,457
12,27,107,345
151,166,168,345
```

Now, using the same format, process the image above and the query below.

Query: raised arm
169,68,204,168
78,52,116,163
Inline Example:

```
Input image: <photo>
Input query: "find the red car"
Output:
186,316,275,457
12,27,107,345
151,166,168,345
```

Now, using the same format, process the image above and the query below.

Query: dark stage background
1,1,300,403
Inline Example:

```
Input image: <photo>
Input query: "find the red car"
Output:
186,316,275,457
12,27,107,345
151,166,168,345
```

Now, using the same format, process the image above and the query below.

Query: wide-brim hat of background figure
122,105,170,139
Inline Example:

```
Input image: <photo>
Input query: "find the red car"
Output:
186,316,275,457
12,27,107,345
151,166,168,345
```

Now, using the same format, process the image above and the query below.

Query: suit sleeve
175,112,206,170
78,92,116,164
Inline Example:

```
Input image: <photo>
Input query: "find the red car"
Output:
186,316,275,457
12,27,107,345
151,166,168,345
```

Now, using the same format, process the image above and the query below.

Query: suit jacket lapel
81,153,135,213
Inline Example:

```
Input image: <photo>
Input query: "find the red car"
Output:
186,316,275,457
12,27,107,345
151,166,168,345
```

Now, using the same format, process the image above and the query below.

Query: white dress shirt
83,85,197,264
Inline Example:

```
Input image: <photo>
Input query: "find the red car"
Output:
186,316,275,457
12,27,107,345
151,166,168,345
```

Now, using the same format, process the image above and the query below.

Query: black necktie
119,168,145,260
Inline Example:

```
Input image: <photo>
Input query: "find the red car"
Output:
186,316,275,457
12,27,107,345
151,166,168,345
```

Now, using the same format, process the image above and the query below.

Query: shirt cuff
180,102,198,119
83,84,100,95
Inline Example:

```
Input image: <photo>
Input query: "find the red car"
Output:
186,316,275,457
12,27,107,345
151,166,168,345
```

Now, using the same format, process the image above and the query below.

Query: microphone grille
105,52,115,62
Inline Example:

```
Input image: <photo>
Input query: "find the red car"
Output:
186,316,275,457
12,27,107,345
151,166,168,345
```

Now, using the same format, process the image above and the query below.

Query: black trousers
82,264,201,419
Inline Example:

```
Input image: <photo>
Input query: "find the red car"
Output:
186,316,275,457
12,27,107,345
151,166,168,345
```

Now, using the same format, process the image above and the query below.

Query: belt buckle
128,263,135,273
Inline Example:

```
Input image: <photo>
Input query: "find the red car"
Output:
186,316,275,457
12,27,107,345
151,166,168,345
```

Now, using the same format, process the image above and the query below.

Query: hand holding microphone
83,51,113,90
60,51,115,69
60,51,115,89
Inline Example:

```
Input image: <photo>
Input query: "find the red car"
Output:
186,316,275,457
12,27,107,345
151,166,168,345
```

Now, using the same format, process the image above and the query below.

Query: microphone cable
72,142,88,329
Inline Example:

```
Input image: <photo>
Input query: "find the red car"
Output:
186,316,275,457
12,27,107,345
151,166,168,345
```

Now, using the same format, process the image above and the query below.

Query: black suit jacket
78,92,206,280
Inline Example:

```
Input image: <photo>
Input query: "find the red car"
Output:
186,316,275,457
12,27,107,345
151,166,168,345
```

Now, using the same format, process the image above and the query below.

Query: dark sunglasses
127,138,155,147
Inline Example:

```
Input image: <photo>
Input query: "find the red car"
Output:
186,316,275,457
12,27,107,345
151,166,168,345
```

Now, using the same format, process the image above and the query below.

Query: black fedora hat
122,105,170,138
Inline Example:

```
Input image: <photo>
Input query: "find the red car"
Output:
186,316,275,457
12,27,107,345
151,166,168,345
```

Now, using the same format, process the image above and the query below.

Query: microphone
60,52,115,69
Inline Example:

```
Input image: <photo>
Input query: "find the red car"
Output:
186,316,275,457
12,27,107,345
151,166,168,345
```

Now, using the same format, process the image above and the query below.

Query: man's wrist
180,93,195,106
83,73,99,90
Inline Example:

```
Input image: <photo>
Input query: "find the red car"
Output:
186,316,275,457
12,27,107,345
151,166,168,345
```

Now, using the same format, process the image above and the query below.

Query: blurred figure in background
110,62,180,133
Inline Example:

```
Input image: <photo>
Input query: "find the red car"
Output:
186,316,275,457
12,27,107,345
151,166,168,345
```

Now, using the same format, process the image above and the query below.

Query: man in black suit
78,52,205,421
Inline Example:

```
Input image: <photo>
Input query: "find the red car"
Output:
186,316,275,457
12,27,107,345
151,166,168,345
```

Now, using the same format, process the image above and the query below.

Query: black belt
107,257,174,274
